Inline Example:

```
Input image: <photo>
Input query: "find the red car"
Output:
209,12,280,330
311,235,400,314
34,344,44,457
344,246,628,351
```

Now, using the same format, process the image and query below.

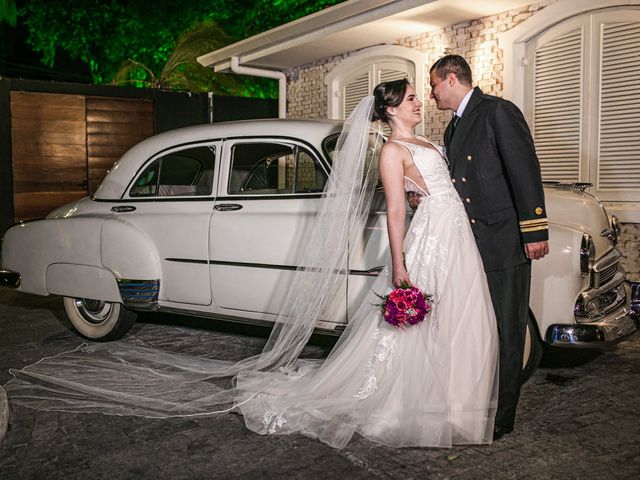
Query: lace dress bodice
391,139,456,198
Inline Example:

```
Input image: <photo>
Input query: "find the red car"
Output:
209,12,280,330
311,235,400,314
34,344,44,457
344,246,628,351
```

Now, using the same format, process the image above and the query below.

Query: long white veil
5,96,382,417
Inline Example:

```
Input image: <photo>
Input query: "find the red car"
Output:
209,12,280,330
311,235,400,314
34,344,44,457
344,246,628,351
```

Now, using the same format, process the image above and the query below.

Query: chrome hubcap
74,298,113,325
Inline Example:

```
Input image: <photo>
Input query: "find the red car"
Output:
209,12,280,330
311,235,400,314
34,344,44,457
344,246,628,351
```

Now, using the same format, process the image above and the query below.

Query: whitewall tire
63,297,137,341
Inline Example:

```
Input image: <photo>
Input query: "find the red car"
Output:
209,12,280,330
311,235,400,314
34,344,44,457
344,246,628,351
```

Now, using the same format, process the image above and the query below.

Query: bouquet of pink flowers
378,282,432,328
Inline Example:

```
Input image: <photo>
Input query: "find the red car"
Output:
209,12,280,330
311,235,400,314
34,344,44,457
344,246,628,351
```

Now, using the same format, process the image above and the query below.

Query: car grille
594,264,618,288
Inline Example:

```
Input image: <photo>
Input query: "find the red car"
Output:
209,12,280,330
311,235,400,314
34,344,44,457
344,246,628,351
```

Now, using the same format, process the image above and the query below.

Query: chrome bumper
547,281,640,347
0,269,21,289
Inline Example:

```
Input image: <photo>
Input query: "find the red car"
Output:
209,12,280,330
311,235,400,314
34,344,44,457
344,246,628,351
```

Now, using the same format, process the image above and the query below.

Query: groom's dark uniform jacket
445,86,548,430
444,87,548,272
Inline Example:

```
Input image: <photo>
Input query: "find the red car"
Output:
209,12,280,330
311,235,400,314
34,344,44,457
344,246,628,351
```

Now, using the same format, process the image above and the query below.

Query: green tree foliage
18,0,345,96
0,0,17,26
19,0,215,84
111,20,272,96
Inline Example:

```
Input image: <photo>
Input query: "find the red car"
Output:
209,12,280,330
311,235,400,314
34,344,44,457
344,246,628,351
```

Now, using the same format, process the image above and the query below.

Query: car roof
93,118,343,200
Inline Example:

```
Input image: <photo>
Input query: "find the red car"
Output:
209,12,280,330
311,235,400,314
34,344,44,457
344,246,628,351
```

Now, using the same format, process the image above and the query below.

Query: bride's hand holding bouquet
392,267,412,289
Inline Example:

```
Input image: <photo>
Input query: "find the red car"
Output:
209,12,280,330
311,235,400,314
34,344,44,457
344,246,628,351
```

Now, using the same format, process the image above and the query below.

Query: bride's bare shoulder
380,139,407,155
379,140,410,165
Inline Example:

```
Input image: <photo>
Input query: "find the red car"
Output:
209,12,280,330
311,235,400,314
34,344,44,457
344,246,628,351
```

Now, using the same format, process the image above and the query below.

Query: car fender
46,263,121,301
101,218,161,282
530,223,584,339
2,217,106,296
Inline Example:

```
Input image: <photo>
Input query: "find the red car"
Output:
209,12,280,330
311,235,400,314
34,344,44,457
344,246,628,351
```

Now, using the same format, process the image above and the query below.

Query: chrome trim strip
593,249,622,273
210,260,384,276
214,194,324,201
166,258,208,265
165,258,384,276
94,197,216,203
94,193,326,203
0,269,20,288
117,279,160,311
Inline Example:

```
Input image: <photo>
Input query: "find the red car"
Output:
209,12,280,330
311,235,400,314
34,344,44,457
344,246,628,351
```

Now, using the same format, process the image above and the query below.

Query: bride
6,80,498,449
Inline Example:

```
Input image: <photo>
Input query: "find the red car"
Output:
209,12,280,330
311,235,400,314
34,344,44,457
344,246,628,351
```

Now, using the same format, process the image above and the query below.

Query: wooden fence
10,92,153,220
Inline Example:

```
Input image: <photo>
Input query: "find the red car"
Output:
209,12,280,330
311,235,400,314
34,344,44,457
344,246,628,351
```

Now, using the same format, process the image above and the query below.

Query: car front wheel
63,297,137,341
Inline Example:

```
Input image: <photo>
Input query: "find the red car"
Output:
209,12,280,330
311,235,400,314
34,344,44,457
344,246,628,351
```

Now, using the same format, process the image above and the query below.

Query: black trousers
485,262,531,429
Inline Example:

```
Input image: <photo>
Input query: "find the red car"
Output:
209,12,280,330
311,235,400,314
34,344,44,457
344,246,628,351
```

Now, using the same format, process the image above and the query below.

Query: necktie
451,114,460,136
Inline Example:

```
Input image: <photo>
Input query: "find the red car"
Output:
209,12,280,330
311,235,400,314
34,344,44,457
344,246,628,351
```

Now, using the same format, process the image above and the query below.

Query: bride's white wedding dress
234,139,499,448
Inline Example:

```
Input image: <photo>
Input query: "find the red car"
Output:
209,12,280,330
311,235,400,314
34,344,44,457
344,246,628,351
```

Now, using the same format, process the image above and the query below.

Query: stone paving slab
1,289,640,479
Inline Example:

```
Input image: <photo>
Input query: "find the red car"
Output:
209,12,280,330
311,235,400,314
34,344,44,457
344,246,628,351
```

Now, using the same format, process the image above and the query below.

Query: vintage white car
1,119,638,377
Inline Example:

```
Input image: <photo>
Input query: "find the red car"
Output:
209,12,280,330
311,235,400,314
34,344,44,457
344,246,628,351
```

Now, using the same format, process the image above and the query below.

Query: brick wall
287,56,346,120
285,0,639,280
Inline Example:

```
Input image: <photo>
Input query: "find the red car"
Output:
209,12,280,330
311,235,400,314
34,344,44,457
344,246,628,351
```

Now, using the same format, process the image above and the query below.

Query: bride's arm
378,143,411,288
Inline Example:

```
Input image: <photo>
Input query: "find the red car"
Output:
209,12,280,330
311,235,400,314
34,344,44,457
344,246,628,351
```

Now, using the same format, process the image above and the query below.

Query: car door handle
111,206,136,213
214,204,243,211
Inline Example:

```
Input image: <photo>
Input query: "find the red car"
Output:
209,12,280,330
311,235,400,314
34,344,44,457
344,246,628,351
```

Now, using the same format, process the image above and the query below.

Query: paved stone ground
1,289,639,480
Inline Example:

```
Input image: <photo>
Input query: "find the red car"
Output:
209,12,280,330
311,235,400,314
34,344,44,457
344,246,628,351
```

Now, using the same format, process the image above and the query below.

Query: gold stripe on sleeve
520,225,549,233
519,218,548,227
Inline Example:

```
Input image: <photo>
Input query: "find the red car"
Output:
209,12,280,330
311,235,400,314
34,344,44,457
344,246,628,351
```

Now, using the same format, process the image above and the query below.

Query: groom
426,55,549,440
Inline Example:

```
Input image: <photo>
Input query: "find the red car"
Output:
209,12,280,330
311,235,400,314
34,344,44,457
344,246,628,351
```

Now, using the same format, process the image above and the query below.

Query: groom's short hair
430,55,473,87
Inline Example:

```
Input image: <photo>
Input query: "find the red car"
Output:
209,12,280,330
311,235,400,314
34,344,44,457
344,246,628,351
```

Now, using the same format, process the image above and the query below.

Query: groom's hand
407,192,422,210
525,240,549,260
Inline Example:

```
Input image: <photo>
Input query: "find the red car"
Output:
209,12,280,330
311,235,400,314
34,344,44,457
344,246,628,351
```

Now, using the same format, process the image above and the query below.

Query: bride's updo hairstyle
372,78,409,123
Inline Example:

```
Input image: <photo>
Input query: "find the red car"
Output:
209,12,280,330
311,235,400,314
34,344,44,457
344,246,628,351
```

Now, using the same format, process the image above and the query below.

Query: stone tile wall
620,224,640,281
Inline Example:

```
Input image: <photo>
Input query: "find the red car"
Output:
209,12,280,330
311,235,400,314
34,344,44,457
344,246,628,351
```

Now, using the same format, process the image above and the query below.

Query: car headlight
580,233,595,277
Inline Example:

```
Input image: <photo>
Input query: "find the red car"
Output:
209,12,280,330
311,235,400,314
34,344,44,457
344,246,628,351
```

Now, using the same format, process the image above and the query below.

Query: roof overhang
198,0,532,72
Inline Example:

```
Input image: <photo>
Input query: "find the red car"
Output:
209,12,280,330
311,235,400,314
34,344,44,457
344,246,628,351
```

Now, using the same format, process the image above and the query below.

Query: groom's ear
447,73,457,87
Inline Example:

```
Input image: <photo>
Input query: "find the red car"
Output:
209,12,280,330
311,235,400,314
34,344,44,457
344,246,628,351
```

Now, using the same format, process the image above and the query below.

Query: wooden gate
10,92,153,221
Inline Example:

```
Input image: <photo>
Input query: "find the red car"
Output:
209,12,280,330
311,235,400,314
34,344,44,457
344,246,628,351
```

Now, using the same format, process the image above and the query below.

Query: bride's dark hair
372,78,409,122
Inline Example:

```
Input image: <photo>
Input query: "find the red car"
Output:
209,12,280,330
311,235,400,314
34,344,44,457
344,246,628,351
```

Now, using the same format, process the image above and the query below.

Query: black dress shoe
493,425,513,441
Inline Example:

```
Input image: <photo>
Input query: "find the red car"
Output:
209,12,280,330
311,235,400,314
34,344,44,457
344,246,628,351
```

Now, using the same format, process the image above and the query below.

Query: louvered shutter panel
598,21,640,192
379,69,407,84
533,29,583,182
343,71,371,119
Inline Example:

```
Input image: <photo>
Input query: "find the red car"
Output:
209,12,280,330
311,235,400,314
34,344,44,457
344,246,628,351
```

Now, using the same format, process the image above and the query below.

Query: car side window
322,134,338,165
130,146,215,197
229,142,327,195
